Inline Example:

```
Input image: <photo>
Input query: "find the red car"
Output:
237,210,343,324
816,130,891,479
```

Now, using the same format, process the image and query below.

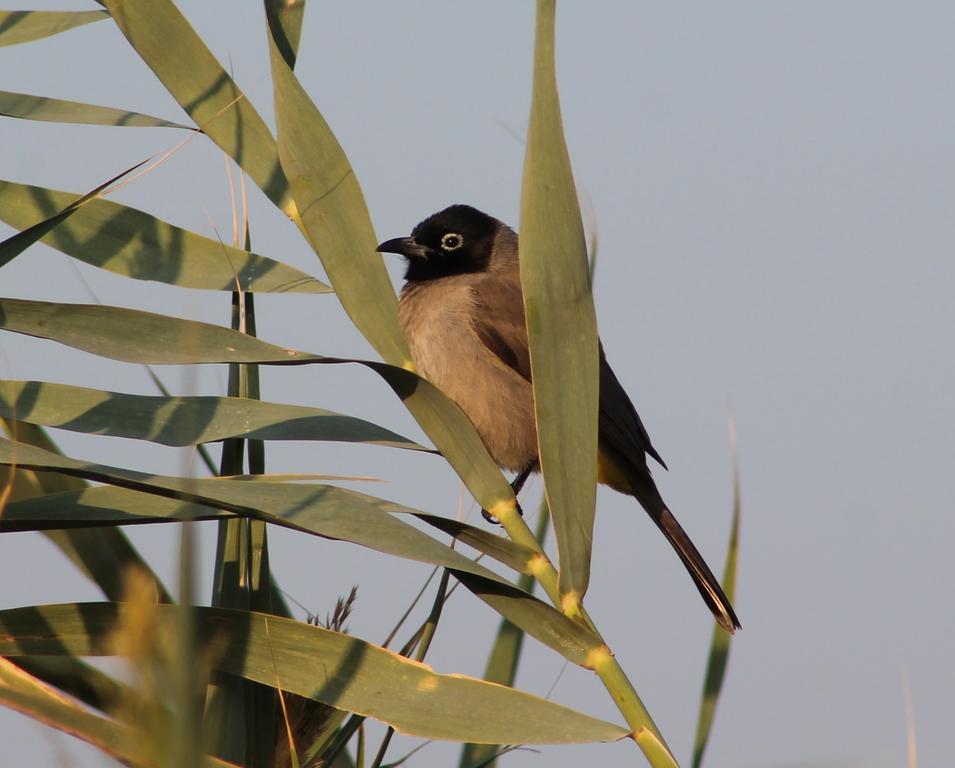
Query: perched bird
377,204,740,632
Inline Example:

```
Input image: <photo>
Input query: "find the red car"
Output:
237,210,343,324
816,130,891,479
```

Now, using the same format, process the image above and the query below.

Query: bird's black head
377,204,501,282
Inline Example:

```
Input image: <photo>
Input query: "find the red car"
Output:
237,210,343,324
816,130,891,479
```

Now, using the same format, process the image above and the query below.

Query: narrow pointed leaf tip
0,179,329,292
0,11,108,47
0,90,192,129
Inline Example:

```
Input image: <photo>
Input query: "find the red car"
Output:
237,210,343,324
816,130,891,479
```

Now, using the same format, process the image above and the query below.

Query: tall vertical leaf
209,292,255,765
519,0,598,603
691,421,741,768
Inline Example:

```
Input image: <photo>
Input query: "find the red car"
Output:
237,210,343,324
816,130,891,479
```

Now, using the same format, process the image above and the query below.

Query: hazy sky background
2,2,953,766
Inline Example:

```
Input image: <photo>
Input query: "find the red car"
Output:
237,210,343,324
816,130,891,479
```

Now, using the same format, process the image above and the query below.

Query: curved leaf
0,10,107,47
0,297,321,365
6,0,516,571
265,0,305,70
266,35,518,517
410,514,535,576
0,159,149,270
0,90,191,128
0,604,628,745
269,34,407,367
0,441,602,668
0,380,427,451
449,570,598,668
101,0,292,212
520,0,598,601
0,436,504,587
0,298,514,512
4,483,535,578
0,180,330,292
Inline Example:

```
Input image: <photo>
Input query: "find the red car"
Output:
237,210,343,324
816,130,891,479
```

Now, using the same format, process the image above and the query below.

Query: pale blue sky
2,2,953,766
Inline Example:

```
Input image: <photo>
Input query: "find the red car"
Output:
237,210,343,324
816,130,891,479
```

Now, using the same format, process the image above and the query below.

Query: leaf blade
0,381,426,451
0,604,629,746
690,423,741,768
102,0,292,212
0,10,107,47
0,441,602,668
0,298,514,511
0,90,191,128
520,0,599,603
269,33,408,366
0,179,329,292
266,34,516,514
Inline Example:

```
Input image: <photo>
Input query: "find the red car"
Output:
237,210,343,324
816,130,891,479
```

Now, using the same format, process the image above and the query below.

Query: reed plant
0,3,737,766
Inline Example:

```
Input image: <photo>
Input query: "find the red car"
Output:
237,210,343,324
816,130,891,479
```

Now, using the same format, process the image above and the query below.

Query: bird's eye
440,232,464,251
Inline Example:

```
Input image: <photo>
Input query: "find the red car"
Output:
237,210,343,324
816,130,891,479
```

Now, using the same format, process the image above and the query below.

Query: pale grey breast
398,275,538,470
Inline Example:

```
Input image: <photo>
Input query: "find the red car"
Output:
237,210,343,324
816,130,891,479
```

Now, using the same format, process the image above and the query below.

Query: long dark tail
618,453,741,633
656,506,740,632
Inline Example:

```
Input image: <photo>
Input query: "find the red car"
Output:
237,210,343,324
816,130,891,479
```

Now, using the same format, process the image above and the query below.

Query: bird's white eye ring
441,232,464,251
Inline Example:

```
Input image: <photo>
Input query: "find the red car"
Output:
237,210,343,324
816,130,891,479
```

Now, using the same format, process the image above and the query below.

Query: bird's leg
510,460,537,498
481,460,538,524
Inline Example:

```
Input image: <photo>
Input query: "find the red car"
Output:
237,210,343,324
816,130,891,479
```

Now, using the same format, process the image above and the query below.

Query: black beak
376,236,432,259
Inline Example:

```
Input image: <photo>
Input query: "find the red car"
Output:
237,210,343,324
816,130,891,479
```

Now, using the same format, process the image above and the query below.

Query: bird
377,204,740,633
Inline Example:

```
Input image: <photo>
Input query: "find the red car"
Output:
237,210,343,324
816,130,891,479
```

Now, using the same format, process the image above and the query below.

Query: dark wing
598,346,668,470
471,269,665,470
469,271,532,382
